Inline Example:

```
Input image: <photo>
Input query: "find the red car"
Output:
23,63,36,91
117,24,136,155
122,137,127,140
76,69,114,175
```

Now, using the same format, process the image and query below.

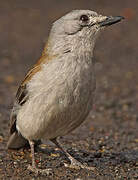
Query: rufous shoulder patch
21,42,57,86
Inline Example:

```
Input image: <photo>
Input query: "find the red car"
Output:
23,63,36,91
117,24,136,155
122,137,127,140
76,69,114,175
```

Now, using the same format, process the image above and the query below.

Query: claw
64,159,95,170
27,165,52,175
51,138,95,171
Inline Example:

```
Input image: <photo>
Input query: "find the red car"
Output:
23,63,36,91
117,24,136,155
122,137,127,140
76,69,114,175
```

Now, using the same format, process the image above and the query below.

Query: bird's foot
64,157,95,170
27,165,52,175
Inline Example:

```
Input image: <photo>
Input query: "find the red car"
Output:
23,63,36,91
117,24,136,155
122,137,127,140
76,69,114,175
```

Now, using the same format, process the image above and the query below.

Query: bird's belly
42,86,95,139
17,63,96,140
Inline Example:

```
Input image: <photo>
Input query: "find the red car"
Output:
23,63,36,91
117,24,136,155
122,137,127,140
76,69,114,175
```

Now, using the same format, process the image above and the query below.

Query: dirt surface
0,0,138,179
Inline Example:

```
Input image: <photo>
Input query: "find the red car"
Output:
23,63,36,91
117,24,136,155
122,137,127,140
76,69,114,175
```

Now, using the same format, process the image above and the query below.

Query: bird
7,10,124,174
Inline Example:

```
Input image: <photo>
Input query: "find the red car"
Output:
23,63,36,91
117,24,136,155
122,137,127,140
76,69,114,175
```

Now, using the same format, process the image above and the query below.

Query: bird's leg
27,140,52,175
51,138,94,170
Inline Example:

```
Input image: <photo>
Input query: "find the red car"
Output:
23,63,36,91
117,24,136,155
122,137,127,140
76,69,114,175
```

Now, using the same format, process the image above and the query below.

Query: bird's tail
7,131,29,149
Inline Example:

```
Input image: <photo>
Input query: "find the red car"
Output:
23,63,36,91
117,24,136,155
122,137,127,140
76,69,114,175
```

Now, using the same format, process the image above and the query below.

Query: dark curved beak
99,16,124,27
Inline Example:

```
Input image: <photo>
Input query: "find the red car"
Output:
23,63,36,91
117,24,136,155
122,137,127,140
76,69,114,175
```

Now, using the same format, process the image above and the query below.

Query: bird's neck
44,31,98,56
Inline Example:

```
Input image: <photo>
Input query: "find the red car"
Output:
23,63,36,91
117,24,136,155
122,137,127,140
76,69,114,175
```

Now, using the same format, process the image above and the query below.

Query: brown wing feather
9,45,57,134
9,54,47,134
8,43,58,148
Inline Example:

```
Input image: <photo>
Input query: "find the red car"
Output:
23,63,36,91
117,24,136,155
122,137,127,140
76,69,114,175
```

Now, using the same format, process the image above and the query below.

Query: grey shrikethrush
7,10,124,174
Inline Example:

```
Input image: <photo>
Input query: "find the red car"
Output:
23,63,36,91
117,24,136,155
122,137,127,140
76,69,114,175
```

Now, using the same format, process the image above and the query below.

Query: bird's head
46,10,124,55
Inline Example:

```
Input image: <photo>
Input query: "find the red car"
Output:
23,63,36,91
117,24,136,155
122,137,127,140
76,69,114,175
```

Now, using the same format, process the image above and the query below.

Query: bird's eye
80,15,89,22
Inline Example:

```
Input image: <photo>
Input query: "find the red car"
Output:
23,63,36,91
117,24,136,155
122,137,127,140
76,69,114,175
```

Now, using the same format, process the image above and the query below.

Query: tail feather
7,132,29,149
7,132,42,149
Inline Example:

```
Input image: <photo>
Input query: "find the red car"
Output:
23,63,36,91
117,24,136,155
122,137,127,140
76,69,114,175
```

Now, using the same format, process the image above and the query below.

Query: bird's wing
7,79,30,149
7,50,54,149
7,57,46,149
9,51,51,132
8,46,53,134
9,84,28,134
9,59,43,134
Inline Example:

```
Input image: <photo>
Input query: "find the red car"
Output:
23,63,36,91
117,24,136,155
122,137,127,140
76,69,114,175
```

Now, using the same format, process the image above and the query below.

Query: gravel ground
0,1,138,179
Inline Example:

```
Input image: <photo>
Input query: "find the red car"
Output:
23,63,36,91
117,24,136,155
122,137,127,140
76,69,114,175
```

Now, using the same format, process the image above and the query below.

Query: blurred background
0,0,137,179
0,0,137,111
